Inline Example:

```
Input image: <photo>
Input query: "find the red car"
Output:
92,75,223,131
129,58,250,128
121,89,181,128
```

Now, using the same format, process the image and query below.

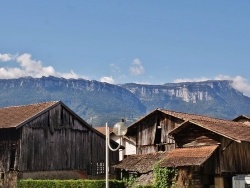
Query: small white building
232,175,250,188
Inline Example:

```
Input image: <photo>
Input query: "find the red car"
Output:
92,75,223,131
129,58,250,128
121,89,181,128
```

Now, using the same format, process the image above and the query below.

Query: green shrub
135,185,154,188
17,179,125,188
153,163,177,188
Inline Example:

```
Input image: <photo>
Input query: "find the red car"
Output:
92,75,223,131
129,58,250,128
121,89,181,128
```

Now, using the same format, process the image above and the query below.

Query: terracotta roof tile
159,109,233,123
170,119,250,142
191,119,250,142
129,108,250,142
0,101,58,129
161,109,250,142
128,108,228,130
159,145,218,167
112,152,167,173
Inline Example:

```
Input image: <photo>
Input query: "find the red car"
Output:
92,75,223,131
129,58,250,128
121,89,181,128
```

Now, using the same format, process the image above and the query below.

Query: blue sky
1,1,250,95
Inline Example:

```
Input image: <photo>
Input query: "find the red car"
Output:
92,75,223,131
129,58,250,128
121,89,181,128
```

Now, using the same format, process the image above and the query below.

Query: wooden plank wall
220,138,250,173
136,112,184,154
137,114,156,154
0,129,19,172
174,124,220,148
18,104,114,176
161,115,183,144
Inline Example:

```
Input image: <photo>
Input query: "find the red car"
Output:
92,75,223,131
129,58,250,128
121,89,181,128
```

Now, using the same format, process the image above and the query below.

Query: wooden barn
125,108,220,154
161,118,250,187
0,101,119,187
114,108,250,188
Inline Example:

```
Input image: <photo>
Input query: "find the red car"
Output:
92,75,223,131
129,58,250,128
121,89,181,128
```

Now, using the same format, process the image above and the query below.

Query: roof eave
15,101,60,129
188,120,242,143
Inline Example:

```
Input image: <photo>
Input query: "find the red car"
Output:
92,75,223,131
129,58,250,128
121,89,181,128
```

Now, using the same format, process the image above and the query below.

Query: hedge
17,179,125,188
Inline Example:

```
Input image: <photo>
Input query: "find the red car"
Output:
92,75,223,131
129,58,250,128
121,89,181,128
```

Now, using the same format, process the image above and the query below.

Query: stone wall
0,171,18,188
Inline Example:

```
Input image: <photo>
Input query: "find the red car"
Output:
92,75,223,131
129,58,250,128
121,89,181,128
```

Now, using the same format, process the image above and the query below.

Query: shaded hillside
0,76,146,126
0,77,250,125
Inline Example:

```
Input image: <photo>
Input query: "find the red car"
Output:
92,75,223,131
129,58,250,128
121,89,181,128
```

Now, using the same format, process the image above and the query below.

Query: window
154,118,162,145
96,162,105,174
0,172,4,179
9,143,16,171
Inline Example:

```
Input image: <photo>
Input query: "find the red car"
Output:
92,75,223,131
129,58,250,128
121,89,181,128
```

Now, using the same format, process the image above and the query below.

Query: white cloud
0,53,85,79
0,67,27,78
174,75,250,97
0,53,16,62
100,76,115,84
16,53,56,77
57,70,80,79
129,58,145,76
174,77,209,83
215,75,250,96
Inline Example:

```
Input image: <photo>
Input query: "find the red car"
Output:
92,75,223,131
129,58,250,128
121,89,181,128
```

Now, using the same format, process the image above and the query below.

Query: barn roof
128,108,250,142
113,145,219,172
112,151,167,174
159,145,218,167
170,119,250,142
127,108,225,132
0,101,59,129
129,108,240,128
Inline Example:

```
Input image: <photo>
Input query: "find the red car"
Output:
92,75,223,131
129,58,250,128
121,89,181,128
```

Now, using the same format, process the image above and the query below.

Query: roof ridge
191,118,250,127
0,101,59,109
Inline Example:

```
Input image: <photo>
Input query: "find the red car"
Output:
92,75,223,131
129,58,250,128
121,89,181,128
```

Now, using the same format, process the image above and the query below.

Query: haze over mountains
0,76,249,126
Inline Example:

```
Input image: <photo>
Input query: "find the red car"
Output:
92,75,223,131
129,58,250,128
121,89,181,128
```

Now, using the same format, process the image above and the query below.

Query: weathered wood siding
174,124,220,148
18,104,118,175
136,112,184,154
0,129,20,172
160,115,183,144
137,115,156,154
173,124,250,174
220,138,250,173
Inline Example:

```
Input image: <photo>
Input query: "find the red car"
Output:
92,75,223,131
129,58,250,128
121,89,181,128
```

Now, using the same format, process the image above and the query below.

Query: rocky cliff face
0,77,249,125
121,80,250,119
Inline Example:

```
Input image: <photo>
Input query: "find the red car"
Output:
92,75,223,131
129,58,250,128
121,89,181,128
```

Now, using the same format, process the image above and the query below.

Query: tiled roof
192,119,250,142
159,145,218,167
113,145,218,171
170,119,250,142
0,101,58,129
129,108,250,142
128,108,226,130
159,109,234,123
112,152,167,173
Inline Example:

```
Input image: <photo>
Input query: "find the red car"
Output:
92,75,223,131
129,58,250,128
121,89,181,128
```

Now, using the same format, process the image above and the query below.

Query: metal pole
105,122,109,188
105,121,125,188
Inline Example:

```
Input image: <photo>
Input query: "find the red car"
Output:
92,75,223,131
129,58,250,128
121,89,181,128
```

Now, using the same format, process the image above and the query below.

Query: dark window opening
155,118,165,151
9,143,16,171
0,173,4,179
154,118,162,145
157,143,165,151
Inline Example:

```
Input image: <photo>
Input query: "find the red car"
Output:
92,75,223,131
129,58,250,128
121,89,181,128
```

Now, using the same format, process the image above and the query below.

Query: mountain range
0,76,249,126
